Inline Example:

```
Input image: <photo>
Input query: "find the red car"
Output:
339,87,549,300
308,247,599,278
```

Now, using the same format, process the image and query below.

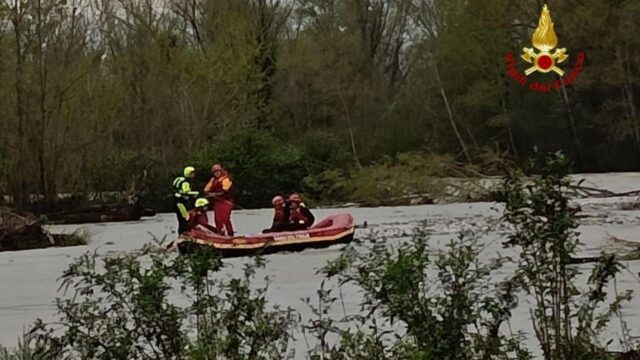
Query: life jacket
173,177,192,202
187,209,208,229
273,208,287,224
290,208,309,226
268,206,291,232
204,173,233,201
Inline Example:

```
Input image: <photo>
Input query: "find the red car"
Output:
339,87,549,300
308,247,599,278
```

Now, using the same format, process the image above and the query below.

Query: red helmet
272,196,284,206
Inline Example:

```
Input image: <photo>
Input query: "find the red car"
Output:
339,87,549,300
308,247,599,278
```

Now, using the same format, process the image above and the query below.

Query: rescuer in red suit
187,198,219,233
204,164,235,236
287,193,315,230
263,195,290,233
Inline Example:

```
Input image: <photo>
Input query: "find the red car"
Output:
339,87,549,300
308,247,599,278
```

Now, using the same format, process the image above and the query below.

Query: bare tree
412,0,473,162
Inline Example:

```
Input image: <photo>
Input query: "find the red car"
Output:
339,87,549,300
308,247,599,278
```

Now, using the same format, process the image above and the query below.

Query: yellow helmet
184,166,195,177
195,198,209,207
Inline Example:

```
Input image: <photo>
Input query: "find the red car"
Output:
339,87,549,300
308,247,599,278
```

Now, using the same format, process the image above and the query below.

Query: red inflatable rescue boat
175,213,355,257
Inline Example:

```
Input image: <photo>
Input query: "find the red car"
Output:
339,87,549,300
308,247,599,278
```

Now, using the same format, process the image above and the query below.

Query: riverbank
4,172,640,224
321,172,640,208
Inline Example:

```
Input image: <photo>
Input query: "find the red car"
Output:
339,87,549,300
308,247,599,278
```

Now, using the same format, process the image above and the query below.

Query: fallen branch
570,252,640,265
0,208,86,252
444,162,493,179
568,184,640,198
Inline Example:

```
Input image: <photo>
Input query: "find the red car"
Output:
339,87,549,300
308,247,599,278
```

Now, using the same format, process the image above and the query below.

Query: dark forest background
0,0,638,209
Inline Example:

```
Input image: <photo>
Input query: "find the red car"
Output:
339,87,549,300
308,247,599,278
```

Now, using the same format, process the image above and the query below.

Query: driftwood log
44,202,156,224
568,181,640,199
570,252,640,264
43,173,157,224
0,208,76,252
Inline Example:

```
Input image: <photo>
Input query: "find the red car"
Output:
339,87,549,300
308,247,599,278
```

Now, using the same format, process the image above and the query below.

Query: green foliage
4,0,640,209
297,131,352,175
0,0,639,202
335,153,481,206
0,338,39,360
24,246,296,359
83,151,162,194
302,169,351,205
497,151,628,359
308,229,528,359
191,129,309,208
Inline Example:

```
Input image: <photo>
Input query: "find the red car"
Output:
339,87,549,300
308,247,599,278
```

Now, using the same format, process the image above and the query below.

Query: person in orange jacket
288,193,315,230
187,198,219,233
204,164,235,236
263,195,290,233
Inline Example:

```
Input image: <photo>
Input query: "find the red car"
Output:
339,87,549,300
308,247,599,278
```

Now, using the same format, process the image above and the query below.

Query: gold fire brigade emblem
522,4,568,76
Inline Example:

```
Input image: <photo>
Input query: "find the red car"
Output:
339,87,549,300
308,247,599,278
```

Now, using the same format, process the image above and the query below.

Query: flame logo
521,4,568,76
532,5,558,52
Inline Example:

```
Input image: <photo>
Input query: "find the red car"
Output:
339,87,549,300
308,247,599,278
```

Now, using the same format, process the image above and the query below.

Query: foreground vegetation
1,153,639,359
1,0,640,210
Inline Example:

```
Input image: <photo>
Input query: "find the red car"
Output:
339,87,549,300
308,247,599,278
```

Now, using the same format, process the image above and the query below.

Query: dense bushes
20,246,296,360
312,232,525,359
82,152,161,194
189,130,309,209
303,151,509,206
75,135,507,210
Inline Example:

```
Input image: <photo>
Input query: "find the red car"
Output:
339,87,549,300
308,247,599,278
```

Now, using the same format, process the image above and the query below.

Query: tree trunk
36,0,51,203
558,80,583,171
507,125,519,163
626,85,640,162
502,95,520,163
500,73,519,162
339,93,363,169
623,47,640,165
189,0,205,55
12,2,28,209
434,62,472,163
251,0,279,129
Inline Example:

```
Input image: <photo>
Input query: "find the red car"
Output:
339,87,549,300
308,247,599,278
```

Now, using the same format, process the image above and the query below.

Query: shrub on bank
22,246,296,359
324,152,495,206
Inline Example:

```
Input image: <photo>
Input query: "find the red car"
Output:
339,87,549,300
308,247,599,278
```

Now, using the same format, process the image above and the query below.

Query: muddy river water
2,173,640,358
